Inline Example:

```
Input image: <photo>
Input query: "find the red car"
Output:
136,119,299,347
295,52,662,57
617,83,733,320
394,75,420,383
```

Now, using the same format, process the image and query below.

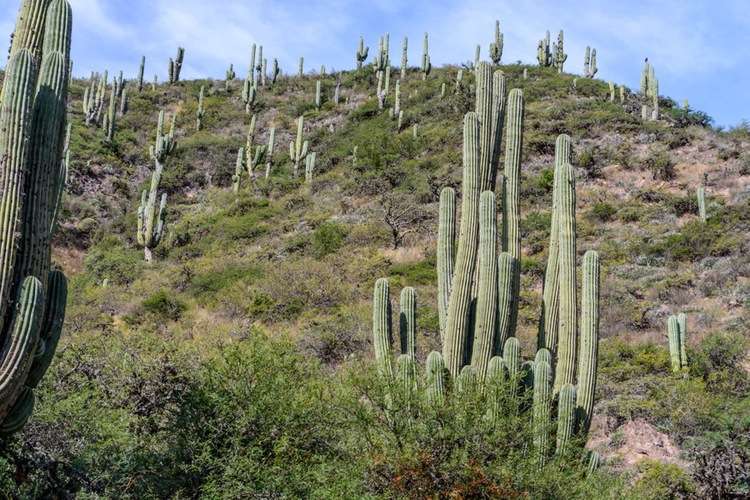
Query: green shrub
590,202,617,222
141,290,187,321
645,149,675,180
312,222,348,258
629,460,696,500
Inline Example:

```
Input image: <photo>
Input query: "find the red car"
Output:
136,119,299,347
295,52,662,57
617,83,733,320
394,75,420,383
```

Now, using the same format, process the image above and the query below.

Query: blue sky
1,0,748,127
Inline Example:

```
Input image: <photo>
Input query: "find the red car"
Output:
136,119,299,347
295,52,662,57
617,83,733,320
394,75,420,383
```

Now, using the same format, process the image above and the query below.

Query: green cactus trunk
372,278,393,378
575,251,599,434
556,384,577,454
399,287,416,357
437,188,455,341
533,359,553,464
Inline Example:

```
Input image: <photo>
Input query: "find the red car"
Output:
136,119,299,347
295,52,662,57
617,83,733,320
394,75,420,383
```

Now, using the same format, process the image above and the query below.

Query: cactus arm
25,269,66,388
575,251,599,434
425,351,446,406
373,278,393,378
533,359,552,464
398,287,416,357
437,187,455,341
494,252,514,354
556,384,577,454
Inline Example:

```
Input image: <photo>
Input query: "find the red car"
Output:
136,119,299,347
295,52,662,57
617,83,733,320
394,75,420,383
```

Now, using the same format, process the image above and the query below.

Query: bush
629,460,696,499
312,222,348,258
590,202,617,222
645,149,675,180
141,290,187,321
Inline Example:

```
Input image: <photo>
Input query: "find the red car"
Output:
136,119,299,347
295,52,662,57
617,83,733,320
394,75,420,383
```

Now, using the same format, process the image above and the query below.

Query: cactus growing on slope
168,46,184,84
0,0,72,436
289,116,309,178
400,37,408,79
584,47,598,78
196,85,205,131
537,31,552,67
697,185,707,222
552,30,567,73
489,20,503,65
356,36,369,70
138,110,175,263
421,33,431,80
232,146,245,193
137,55,145,91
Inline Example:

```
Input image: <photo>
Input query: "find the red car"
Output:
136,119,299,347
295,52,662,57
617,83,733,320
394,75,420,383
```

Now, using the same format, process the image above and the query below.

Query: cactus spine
138,110,175,262
489,20,503,65
289,116,308,178
421,32,431,80
0,0,72,435
196,85,205,131
356,36,369,70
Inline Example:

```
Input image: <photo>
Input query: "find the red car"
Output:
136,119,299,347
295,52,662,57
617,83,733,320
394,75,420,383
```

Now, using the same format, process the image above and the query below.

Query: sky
0,0,748,127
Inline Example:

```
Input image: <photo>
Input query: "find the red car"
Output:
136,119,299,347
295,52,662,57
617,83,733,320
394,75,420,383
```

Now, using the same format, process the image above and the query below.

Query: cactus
583,47,598,78
667,315,681,372
104,85,116,142
168,46,184,84
677,313,688,369
137,55,145,91
264,127,276,179
271,58,280,85
83,70,106,126
697,185,707,222
289,115,308,178
552,30,567,73
256,45,263,83
437,188,455,340
474,45,480,69
533,360,553,463
334,76,341,105
356,36,369,70
556,384,577,454
119,87,128,116
138,110,175,262
489,20,503,65
440,83,446,99
0,0,72,436
298,56,304,78
576,251,600,433
249,43,257,86
242,76,258,113
421,32,431,80
196,85,205,131
620,86,626,104
315,80,322,110
304,151,316,183
537,30,552,67
425,351,446,405
225,63,235,91
261,58,267,87
399,287,416,357
372,278,393,378
608,81,615,102
641,59,659,120
400,36,408,79
232,146,245,193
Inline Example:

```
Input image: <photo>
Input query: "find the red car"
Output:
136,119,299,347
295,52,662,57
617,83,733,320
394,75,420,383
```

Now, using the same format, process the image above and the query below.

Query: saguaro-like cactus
315,80,322,110
137,55,145,91
0,0,72,435
576,250,600,433
298,56,304,78
138,110,175,262
552,30,567,73
667,313,688,372
304,151,316,183
489,20,503,65
168,46,184,84
421,32,431,80
400,37,408,79
356,36,369,70
289,116,308,178
196,85,205,131
225,63,236,91
232,146,245,193
104,85,116,142
697,185,707,222
584,47,598,78
537,31,552,67
641,59,659,120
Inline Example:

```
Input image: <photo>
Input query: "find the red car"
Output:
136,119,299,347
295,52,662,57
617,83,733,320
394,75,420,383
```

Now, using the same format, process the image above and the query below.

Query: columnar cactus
583,47,598,78
104,85,116,142
609,81,615,102
533,360,553,464
249,44,257,86
400,37,408,79
697,185,707,222
576,250,600,433
225,63,235,91
552,30,567,73
138,55,145,91
315,80,322,110
242,76,258,114
232,146,245,193
334,77,341,105
245,115,267,181
168,46,184,84
0,0,72,436
289,116,308,178
138,110,175,262
421,32,431,80
82,70,106,126
489,20,503,65
641,59,659,120
261,58,267,87
474,45,480,69
271,59,280,85
437,188,455,340
356,36,369,70
678,313,688,369
264,127,276,179
556,384,577,454
196,85,205,131
298,56,304,78
372,278,393,377
119,87,128,116
667,313,688,372
537,30,552,67
399,287,416,357
304,151,316,183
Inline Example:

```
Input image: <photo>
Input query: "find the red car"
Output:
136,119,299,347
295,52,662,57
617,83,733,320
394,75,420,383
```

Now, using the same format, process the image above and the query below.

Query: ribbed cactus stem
533,360,552,464
667,315,681,372
7,0,49,67
421,32,431,80
271,59,279,85
475,64,506,191
502,89,524,338
677,313,688,369
553,30,567,73
304,151,316,183
425,351,446,405
442,113,480,376
298,56,304,78
372,278,393,378
489,20,503,65
356,36,369,70
196,85,205,131
138,55,145,91
539,134,570,353
396,354,417,394
553,159,577,393
399,287,416,357
494,252,514,354
457,366,475,393
556,384,577,454
470,191,498,380
400,36,408,79
503,337,520,381
315,80,321,110
697,186,707,222
264,127,276,179
119,87,128,115
474,45,480,69
437,187,455,341
105,84,116,141
232,147,245,193
289,115,308,178
576,251,599,434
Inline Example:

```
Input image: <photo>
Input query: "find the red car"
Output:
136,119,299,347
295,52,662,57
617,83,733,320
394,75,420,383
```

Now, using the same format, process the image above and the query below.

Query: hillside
1,53,749,497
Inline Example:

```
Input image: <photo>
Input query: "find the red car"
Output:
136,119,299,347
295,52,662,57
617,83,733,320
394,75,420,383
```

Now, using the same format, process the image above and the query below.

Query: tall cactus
356,36,369,70
232,146,245,193
289,115,308,178
271,59,280,85
697,185,707,222
315,80,322,110
667,315,681,372
421,32,431,80
137,55,145,91
552,30,567,73
168,46,184,84
298,56,304,78
584,47,598,78
677,313,688,369
576,251,600,433
0,0,71,435
304,151,316,183
400,36,408,79
225,63,235,91
264,127,276,179
196,85,205,131
399,287,416,357
537,30,552,67
489,20,503,65
533,359,553,464
641,59,659,120
138,110,174,262
372,278,393,378
104,84,116,142
437,188,455,341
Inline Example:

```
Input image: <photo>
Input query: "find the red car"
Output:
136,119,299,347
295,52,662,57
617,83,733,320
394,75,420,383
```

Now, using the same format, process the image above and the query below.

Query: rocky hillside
2,55,749,497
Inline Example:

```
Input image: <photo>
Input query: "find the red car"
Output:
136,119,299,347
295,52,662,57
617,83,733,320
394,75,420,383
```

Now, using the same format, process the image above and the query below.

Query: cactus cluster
82,70,107,126
640,59,659,121
168,46,184,84
305,152,317,183
489,20,504,65
552,30,567,73
0,0,72,436
584,47,598,78
371,62,601,465
667,314,688,372
421,33,431,80
137,110,175,262
537,31,552,67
